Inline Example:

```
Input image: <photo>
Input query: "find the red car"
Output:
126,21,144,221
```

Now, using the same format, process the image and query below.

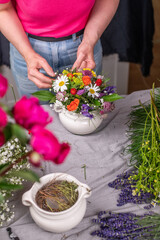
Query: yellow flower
132,190,136,196
83,68,91,71
62,70,69,75
73,72,82,76
73,77,83,85
91,70,96,77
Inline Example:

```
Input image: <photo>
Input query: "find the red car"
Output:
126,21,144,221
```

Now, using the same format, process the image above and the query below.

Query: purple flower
81,111,93,119
77,89,86,95
82,70,93,78
99,86,116,98
81,104,94,119
104,86,116,94
81,104,91,111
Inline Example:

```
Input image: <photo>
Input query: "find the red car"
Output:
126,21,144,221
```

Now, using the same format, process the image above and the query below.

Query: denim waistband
27,28,84,42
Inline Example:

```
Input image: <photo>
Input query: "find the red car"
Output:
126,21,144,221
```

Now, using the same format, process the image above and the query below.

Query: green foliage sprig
127,85,160,202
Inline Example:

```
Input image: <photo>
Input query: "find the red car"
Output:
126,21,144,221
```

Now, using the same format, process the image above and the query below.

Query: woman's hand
25,52,55,89
72,40,95,70
72,0,120,71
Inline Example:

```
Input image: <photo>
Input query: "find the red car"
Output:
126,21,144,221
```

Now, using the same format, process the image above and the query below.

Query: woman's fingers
29,76,53,89
28,68,53,84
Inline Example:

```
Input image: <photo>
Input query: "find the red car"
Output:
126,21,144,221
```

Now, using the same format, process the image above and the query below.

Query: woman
0,0,119,97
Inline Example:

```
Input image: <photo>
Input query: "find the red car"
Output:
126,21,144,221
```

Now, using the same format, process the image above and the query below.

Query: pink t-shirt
0,0,95,37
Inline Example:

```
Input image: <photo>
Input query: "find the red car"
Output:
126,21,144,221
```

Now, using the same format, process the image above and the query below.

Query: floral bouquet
33,68,122,119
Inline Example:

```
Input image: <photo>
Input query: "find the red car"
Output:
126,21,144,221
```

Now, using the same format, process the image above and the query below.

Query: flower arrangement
0,73,70,225
32,68,122,119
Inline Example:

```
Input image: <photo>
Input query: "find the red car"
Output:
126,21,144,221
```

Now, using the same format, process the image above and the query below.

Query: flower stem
9,83,17,102
0,150,33,177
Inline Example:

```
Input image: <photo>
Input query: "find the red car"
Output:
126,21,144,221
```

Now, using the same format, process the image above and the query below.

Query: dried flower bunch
33,68,122,119
36,180,78,212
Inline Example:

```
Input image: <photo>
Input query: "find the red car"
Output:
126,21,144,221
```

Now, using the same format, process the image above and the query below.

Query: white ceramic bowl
22,173,91,233
59,110,103,135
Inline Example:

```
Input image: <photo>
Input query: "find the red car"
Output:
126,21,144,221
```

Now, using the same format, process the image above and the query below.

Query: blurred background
0,0,159,106
128,0,160,93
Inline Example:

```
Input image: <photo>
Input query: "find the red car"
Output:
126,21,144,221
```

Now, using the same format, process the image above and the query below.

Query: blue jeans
10,34,103,98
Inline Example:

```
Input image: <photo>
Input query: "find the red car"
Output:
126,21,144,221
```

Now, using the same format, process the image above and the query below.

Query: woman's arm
0,1,54,88
72,0,120,70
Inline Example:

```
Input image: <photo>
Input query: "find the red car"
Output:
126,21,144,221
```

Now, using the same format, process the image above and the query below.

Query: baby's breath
0,138,30,226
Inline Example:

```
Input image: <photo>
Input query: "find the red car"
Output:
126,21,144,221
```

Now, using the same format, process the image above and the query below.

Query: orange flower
82,76,91,85
67,73,74,78
67,99,80,111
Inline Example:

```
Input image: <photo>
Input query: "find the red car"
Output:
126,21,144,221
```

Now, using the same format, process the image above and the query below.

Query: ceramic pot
59,110,103,135
22,173,91,233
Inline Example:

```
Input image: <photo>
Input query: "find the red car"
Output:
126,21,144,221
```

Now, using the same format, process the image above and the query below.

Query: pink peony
0,131,5,147
13,96,52,130
0,73,8,98
0,107,7,129
30,127,70,163
54,142,70,164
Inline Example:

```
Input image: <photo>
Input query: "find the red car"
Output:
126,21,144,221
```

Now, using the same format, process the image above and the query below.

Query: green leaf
11,124,27,145
0,163,10,174
49,95,56,103
103,77,110,83
93,99,101,106
0,193,4,202
32,90,54,101
0,181,23,190
103,93,123,102
3,123,13,142
11,169,40,182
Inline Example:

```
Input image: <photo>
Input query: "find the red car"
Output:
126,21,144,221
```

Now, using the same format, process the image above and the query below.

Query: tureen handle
22,190,33,206
80,183,92,199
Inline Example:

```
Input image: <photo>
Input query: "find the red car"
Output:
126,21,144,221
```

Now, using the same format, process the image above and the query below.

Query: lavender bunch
108,170,154,207
91,211,160,239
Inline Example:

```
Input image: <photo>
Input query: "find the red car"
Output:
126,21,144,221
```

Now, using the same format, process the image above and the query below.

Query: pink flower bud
0,107,7,129
54,142,70,164
0,131,5,147
29,151,41,167
0,74,8,98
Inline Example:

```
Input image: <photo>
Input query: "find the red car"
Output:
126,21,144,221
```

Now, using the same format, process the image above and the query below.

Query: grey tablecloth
1,90,160,240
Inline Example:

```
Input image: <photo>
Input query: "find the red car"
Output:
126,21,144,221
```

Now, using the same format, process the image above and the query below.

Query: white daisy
87,84,100,98
53,100,65,113
53,75,69,92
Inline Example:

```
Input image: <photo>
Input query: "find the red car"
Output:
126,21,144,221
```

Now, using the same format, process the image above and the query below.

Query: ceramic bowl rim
27,172,91,216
